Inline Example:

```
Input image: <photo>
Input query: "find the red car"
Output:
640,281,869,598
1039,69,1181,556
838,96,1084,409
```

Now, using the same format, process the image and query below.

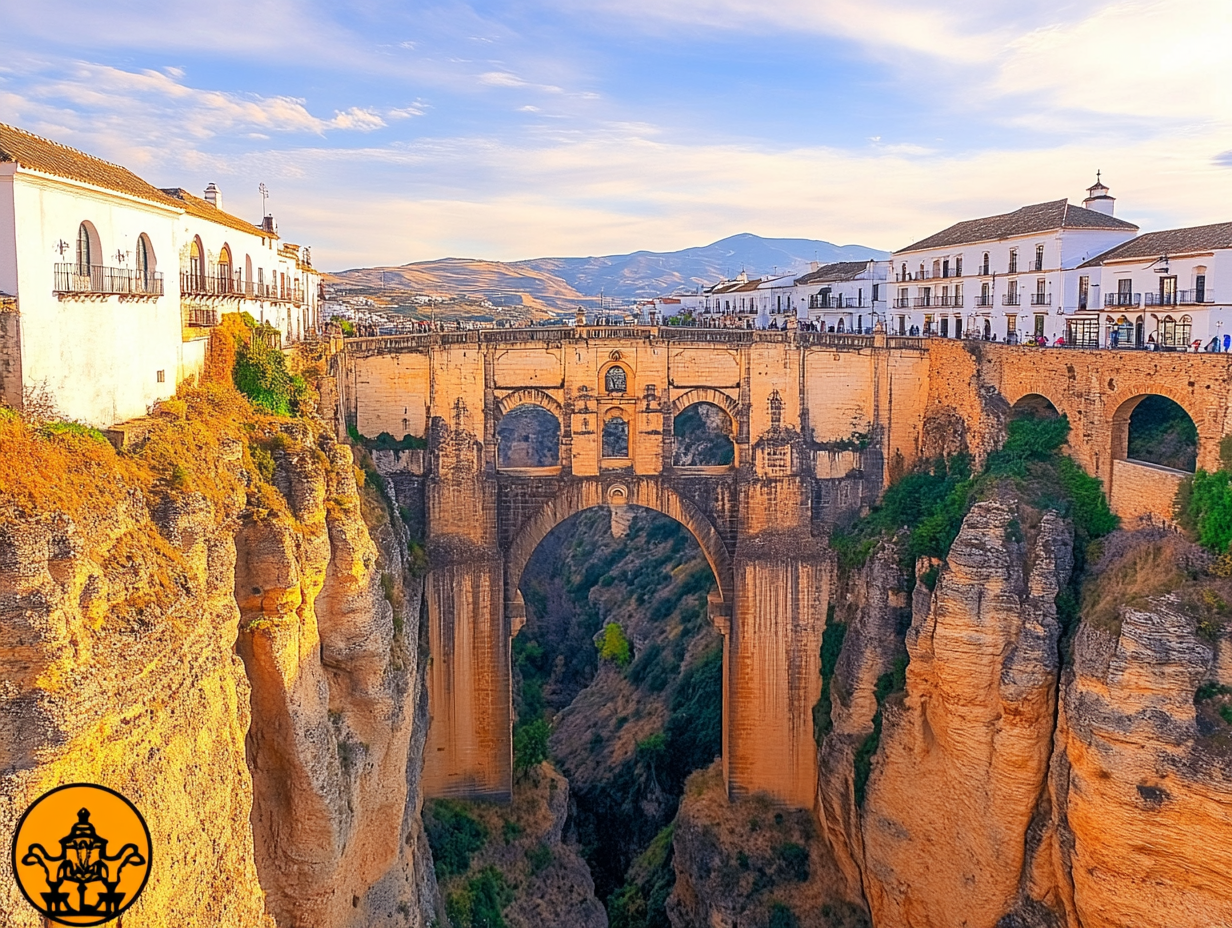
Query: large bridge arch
670,386,741,420
1107,385,1208,468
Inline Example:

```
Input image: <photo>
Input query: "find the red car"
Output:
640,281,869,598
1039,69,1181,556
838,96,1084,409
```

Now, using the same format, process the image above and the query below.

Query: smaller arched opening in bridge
674,401,736,468
602,410,630,461
497,403,561,470
1115,394,1198,473
1011,393,1062,420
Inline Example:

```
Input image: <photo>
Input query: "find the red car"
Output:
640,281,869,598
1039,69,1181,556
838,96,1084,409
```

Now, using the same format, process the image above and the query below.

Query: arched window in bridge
602,413,629,458
1125,395,1197,472
497,404,560,468
605,365,628,394
674,402,735,466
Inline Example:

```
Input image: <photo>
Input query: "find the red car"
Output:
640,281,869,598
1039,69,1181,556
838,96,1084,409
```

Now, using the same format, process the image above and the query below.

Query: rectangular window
955,256,963,277
872,283,880,302
1197,274,1207,303
940,317,949,337
942,259,950,278
1066,318,1099,348
1009,249,1018,274
1034,313,1046,337
1035,244,1045,271
924,313,934,335
1078,275,1089,309
858,287,863,306
1006,315,1017,336
1160,275,1177,305
156,369,165,383
898,314,906,335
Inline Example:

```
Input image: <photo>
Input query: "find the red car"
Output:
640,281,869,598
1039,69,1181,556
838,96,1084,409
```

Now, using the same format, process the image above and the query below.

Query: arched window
982,252,990,275
605,365,628,394
219,245,233,293
135,234,156,291
76,222,93,271
602,414,629,458
245,255,253,297
189,237,204,291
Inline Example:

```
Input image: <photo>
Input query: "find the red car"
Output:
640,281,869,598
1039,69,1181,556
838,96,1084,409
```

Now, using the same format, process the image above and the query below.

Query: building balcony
181,269,243,298
913,297,932,308
1145,291,1214,307
1003,294,1021,306
1030,293,1051,306
54,263,164,297
1105,292,1142,308
937,296,964,308
183,305,219,328
892,297,912,309
975,295,995,308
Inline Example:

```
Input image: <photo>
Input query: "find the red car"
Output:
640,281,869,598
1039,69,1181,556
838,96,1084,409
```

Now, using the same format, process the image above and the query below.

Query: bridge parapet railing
796,332,875,349
658,327,754,344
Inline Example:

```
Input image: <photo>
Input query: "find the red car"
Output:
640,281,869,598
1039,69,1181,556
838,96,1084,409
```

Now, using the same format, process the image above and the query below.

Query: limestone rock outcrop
0,406,437,927
0,459,272,927
859,499,1072,927
1048,597,1232,927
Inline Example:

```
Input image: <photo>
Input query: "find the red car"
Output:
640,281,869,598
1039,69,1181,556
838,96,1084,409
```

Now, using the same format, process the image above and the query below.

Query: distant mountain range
327,233,889,308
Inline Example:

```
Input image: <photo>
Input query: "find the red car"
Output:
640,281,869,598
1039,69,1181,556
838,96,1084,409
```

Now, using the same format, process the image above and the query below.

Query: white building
794,259,889,333
1078,222,1232,350
0,123,320,426
890,179,1138,341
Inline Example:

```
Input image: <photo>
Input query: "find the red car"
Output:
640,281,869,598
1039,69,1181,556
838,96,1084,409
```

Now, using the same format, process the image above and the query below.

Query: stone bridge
331,326,1232,808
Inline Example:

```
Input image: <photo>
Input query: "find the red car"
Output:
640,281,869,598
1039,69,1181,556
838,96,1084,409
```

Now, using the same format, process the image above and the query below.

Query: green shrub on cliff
513,718,550,778
445,867,512,928
232,324,307,416
425,800,489,879
1183,469,1232,554
598,621,633,666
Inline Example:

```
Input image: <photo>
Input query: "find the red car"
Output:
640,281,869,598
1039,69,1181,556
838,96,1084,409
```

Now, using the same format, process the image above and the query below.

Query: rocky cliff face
669,492,1232,928
0,392,437,927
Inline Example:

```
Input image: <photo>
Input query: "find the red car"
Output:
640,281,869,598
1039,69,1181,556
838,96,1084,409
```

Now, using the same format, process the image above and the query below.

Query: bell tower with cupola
1083,171,1116,216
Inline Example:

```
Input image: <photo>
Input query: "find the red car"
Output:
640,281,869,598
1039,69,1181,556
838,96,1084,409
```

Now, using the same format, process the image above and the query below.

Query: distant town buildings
4,118,1232,427
0,123,320,426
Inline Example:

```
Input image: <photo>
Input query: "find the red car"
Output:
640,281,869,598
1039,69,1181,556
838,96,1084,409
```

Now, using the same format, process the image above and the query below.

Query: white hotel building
0,123,320,427
889,179,1139,342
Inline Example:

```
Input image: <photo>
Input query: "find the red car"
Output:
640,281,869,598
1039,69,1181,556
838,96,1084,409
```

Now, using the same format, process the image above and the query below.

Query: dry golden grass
1082,537,1189,633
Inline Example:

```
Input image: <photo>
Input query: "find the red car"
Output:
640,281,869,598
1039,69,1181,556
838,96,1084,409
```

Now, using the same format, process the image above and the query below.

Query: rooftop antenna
259,183,269,217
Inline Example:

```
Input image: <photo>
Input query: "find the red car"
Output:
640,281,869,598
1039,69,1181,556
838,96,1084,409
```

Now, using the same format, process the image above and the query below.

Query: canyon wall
0,396,438,927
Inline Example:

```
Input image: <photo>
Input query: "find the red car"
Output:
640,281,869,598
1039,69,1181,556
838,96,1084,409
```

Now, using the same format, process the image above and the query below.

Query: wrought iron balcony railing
1105,292,1142,307
1030,293,1051,306
54,263,164,296
1003,293,1021,306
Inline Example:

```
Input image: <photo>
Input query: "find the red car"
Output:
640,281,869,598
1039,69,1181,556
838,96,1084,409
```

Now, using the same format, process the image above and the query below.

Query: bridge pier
727,535,830,807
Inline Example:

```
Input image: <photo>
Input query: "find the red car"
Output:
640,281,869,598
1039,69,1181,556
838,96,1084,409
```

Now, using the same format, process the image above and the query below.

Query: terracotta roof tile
160,188,275,240
794,260,872,285
896,200,1138,254
1079,222,1232,267
0,123,179,206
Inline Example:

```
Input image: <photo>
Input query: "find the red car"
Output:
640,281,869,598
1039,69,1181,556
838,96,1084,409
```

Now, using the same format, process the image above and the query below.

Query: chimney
261,215,277,234
204,182,222,210
1082,172,1115,217
809,261,820,272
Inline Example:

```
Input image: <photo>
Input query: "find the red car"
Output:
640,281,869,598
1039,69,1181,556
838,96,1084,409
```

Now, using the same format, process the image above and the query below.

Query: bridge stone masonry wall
332,327,1232,809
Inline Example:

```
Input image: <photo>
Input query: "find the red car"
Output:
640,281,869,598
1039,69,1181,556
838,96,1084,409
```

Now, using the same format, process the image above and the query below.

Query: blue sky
2,0,1231,269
